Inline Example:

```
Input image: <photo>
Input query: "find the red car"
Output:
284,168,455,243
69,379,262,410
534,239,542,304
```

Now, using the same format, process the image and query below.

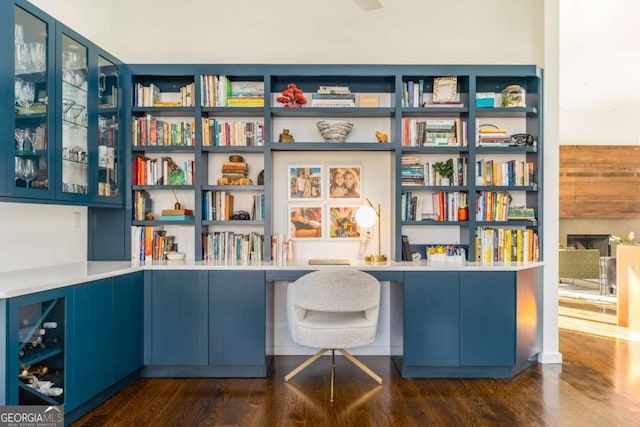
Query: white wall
0,203,87,272
559,0,640,145
30,0,540,65
19,0,562,362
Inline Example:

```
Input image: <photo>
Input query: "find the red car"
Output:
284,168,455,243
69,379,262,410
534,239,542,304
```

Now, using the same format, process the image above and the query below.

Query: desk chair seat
285,269,382,401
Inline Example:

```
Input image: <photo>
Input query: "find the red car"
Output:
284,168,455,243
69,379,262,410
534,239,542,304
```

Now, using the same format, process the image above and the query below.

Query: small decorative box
476,92,496,108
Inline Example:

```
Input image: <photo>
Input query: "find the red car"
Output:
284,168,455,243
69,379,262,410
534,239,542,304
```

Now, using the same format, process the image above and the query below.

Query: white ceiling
560,0,640,145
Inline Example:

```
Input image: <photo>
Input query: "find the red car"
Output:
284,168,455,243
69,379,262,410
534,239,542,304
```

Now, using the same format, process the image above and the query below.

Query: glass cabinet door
13,5,54,198
97,56,119,199
60,33,88,196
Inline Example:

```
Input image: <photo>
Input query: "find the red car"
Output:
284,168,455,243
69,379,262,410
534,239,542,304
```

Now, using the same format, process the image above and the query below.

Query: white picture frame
327,165,362,200
288,165,322,201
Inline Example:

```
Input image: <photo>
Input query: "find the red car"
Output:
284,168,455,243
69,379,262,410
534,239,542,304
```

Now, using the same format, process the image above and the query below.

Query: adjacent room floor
558,278,637,342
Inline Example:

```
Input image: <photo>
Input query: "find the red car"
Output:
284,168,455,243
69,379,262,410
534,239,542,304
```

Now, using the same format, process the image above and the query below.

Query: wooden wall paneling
559,146,640,218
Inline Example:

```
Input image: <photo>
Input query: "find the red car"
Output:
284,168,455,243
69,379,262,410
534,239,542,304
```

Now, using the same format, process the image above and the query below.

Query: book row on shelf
401,191,468,222
132,115,195,147
202,191,264,221
202,231,264,262
201,75,265,108
134,82,196,107
131,226,179,262
133,191,152,221
401,156,468,187
476,191,514,222
402,118,467,147
475,227,539,263
202,118,265,147
133,157,195,186
476,159,535,187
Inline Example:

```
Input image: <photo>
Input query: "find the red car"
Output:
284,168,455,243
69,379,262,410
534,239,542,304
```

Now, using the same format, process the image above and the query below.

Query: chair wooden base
284,348,383,401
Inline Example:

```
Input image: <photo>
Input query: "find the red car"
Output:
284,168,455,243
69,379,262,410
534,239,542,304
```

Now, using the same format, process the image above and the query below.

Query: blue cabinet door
209,271,266,366
113,272,143,382
459,271,516,366
69,278,113,411
149,270,208,365
403,271,460,366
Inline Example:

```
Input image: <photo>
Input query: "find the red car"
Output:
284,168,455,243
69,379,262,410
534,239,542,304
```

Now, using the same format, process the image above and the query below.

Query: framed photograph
433,76,458,103
328,206,362,239
327,166,361,200
289,206,323,239
288,165,322,200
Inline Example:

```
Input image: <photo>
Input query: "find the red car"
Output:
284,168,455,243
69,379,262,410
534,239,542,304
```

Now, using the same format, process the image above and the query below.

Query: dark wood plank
70,325,640,427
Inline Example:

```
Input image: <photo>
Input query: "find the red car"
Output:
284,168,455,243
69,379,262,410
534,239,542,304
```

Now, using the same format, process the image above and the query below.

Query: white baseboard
538,351,563,364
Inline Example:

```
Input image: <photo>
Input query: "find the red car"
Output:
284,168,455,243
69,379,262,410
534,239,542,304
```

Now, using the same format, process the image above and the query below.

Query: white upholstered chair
284,269,382,401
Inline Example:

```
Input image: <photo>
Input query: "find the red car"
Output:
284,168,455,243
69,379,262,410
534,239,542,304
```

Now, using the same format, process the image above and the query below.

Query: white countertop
0,262,137,298
0,260,544,298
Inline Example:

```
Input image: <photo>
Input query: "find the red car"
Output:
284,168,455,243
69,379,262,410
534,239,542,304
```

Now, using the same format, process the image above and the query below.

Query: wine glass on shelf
15,129,25,153
22,159,38,188
17,80,35,109
15,157,24,184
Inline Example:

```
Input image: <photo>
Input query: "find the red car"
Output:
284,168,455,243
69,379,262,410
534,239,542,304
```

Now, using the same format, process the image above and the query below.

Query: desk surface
0,259,544,298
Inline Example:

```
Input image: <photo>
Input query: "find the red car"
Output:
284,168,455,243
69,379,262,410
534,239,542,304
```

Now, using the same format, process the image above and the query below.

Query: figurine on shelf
376,131,388,143
279,129,295,143
276,83,307,108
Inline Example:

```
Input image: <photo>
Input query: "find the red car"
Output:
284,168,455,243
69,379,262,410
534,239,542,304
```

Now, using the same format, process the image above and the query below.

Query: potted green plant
433,159,454,186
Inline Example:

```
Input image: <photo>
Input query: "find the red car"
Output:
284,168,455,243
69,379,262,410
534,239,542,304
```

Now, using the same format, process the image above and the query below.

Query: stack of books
424,119,459,146
160,209,194,221
220,159,248,181
311,86,355,107
226,81,264,107
477,123,511,146
402,118,461,146
400,156,425,185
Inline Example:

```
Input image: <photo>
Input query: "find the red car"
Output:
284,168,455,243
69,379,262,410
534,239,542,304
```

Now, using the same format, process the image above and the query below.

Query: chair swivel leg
285,348,328,382
330,349,336,402
337,348,383,384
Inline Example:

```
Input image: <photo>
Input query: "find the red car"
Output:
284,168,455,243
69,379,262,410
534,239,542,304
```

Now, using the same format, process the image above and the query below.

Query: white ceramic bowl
166,252,185,260
316,120,354,143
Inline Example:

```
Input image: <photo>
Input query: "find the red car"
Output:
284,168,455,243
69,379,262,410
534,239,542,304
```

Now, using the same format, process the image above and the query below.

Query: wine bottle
18,327,46,342
19,376,35,385
25,365,48,376
42,321,58,329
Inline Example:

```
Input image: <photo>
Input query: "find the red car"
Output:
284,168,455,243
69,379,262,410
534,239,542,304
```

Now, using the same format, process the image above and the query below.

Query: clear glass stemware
22,158,37,188
15,157,24,183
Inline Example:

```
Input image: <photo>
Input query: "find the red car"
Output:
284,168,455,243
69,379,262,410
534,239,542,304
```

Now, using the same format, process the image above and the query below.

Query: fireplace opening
567,234,611,257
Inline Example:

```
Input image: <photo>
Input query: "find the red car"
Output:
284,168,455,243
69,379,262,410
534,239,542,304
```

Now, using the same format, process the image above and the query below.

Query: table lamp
355,198,387,263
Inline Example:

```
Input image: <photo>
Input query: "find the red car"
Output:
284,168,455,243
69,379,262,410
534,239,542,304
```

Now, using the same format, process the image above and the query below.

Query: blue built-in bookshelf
122,64,543,263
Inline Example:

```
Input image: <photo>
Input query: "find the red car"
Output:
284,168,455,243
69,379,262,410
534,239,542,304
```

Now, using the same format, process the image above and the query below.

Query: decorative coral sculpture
277,83,307,108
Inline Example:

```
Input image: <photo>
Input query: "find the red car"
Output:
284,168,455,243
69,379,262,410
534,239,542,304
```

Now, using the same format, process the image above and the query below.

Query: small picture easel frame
433,76,458,103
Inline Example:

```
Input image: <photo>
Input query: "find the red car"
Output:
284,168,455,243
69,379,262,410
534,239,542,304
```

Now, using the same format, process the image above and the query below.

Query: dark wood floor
71,319,640,426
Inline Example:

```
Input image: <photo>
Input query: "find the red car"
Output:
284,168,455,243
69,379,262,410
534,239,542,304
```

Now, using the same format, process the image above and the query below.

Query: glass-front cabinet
59,31,89,199
4,1,123,206
10,2,56,199
97,55,120,200
56,24,123,205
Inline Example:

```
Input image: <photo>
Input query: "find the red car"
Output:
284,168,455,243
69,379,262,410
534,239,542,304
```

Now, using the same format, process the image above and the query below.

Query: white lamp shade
355,205,377,228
